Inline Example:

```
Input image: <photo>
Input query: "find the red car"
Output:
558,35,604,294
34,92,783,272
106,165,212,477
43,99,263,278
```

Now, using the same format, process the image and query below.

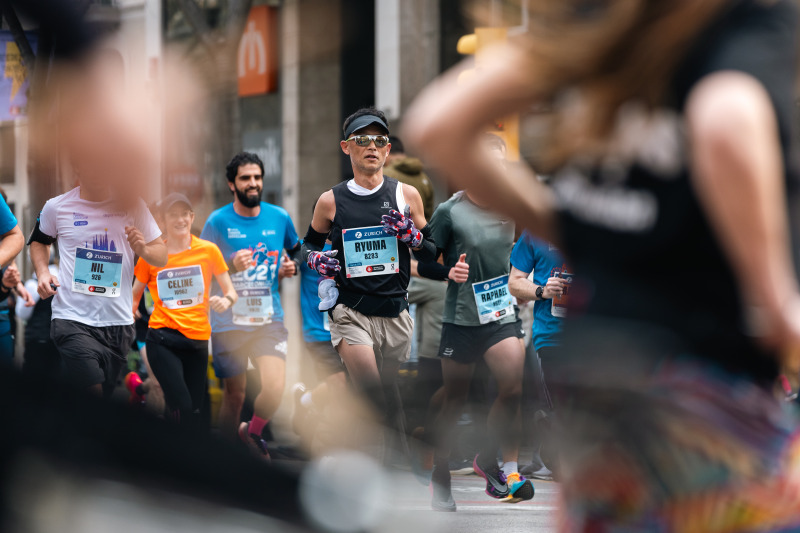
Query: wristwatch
225,294,235,306
535,285,546,300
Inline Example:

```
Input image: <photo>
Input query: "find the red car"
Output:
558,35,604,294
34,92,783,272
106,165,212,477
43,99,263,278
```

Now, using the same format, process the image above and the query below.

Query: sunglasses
346,134,390,148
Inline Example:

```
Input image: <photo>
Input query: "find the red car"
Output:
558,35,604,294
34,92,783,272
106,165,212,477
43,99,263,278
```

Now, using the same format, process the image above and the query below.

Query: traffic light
457,27,520,162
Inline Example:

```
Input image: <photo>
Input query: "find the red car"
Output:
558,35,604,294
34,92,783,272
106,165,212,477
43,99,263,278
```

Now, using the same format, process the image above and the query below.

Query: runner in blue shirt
509,230,569,371
200,152,302,458
509,230,570,480
291,240,347,446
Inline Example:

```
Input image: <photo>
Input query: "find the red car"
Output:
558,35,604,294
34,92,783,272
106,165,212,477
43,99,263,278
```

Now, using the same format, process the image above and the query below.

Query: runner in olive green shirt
431,191,517,327
419,188,532,511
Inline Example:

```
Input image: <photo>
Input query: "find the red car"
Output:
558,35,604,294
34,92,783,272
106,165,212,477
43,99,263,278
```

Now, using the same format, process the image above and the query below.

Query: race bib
323,310,330,332
342,226,399,278
551,271,573,318
72,247,123,298
156,265,204,309
472,274,514,325
231,264,275,325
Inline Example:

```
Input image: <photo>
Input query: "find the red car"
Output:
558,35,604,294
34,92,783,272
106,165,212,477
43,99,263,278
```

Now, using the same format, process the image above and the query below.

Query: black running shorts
51,318,135,397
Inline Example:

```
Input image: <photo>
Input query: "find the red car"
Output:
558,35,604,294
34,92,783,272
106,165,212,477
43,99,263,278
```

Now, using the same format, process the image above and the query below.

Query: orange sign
237,6,277,96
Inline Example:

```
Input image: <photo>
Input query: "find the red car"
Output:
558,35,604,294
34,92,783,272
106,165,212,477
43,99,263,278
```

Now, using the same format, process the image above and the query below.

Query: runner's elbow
0,228,24,266
148,243,169,267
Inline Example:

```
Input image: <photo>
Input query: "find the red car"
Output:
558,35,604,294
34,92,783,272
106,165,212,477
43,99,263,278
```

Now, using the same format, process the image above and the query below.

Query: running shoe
430,464,456,512
520,462,554,481
410,427,433,485
238,421,271,460
124,372,145,406
473,452,509,498
449,457,475,476
500,472,535,503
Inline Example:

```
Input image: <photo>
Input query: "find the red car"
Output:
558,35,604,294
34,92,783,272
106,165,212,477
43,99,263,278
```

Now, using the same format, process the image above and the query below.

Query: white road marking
400,505,559,512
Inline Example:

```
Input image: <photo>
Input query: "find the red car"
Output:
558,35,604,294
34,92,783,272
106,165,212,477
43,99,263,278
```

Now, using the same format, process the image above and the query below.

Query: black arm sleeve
301,225,328,263
27,218,56,246
417,259,450,281
412,225,437,263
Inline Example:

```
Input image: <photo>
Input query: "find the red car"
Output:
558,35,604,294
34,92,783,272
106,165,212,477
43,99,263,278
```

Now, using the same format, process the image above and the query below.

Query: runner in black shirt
405,0,800,529
302,108,438,440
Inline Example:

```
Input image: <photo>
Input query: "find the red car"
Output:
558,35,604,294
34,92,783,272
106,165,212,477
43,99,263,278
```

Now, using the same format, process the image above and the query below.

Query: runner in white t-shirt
28,185,166,398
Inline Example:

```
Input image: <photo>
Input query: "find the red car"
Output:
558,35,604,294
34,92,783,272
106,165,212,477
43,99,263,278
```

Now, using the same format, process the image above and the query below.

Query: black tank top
331,177,410,299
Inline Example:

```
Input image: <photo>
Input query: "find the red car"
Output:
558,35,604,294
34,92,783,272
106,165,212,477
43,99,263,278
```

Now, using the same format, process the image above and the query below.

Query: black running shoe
473,452,509,499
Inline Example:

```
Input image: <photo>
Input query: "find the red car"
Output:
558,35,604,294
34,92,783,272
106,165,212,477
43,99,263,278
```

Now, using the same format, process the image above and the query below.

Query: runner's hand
543,276,564,299
209,295,231,313
125,226,146,257
308,250,340,277
232,249,253,273
17,284,35,307
2,264,20,288
37,272,59,299
448,253,469,283
278,254,297,280
381,206,422,248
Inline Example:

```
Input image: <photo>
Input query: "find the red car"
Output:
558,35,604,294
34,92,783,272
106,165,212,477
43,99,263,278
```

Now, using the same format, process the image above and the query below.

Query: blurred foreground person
406,0,800,530
28,167,166,399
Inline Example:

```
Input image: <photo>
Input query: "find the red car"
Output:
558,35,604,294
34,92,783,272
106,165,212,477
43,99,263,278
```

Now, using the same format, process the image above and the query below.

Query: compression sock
249,415,269,437
503,461,518,475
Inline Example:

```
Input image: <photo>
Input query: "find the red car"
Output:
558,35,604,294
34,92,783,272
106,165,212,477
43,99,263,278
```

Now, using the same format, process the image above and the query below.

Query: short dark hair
342,107,388,139
388,136,404,153
225,152,264,183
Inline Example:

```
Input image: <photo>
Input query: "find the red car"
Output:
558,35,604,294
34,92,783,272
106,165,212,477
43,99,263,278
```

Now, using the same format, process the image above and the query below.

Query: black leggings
146,327,208,424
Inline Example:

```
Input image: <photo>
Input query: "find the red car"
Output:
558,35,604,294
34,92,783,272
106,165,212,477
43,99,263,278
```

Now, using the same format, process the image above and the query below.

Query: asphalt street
387,471,560,533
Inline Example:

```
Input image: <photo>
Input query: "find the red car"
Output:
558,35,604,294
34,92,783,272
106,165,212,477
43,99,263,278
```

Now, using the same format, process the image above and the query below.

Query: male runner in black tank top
301,108,438,427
